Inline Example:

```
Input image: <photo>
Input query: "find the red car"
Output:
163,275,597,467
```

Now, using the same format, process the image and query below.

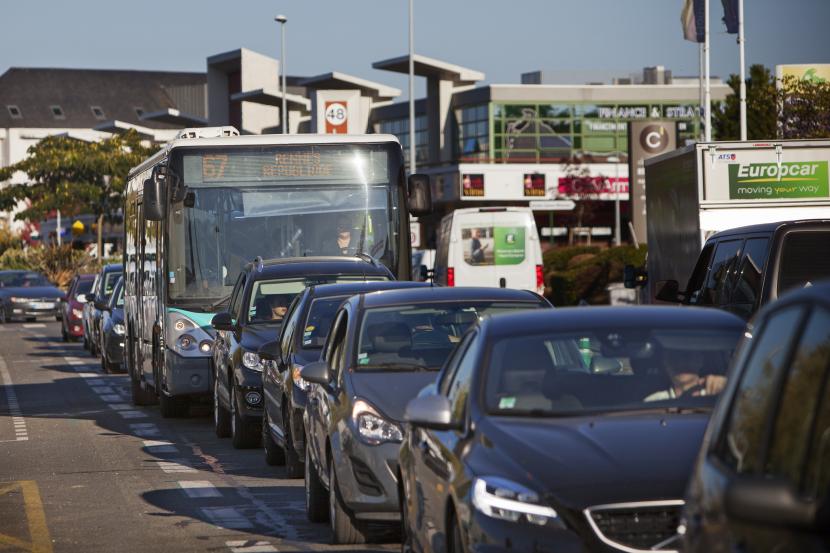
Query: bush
544,245,647,306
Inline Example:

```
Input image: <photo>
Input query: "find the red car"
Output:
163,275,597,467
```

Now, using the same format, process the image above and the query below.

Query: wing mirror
211,311,235,332
655,280,682,303
300,361,331,386
725,476,828,531
94,299,110,311
407,174,432,217
257,340,282,364
404,394,461,431
84,293,96,303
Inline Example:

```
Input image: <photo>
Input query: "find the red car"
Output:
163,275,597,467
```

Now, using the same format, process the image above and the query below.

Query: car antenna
254,256,264,273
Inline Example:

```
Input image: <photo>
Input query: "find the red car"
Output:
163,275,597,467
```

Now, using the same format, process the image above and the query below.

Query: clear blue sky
2,0,828,96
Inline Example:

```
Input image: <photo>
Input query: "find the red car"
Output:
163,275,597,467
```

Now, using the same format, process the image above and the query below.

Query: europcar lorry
630,139,830,301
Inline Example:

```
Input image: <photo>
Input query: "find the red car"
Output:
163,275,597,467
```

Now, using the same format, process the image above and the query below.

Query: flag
721,0,739,33
681,0,706,43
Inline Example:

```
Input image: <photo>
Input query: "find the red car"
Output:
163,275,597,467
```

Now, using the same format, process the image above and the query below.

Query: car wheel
283,409,303,478
61,322,68,342
82,333,89,350
230,386,260,449
214,377,231,438
262,409,285,466
447,509,464,553
329,461,367,544
0,305,7,325
305,445,328,522
159,392,188,418
101,351,109,373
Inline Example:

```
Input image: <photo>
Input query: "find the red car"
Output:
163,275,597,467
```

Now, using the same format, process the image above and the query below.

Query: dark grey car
0,271,64,322
301,287,550,544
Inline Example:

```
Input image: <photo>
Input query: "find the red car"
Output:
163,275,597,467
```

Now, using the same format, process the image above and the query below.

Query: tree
779,75,830,139
0,130,156,252
559,160,609,245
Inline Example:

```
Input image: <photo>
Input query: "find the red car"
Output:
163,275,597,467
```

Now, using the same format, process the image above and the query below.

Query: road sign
324,101,348,134
529,200,576,211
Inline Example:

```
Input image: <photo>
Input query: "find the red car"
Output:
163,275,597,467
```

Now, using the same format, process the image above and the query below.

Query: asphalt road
0,320,395,553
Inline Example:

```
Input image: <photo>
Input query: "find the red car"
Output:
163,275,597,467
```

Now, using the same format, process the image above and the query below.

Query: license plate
32,302,55,309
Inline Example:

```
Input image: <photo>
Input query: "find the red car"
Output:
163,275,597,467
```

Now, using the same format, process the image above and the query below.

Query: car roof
481,305,745,338
102,263,122,272
304,281,429,300
706,219,830,241
355,286,546,309
246,257,392,279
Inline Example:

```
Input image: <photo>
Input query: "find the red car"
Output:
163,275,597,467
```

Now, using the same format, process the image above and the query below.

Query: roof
103,263,122,272
373,54,484,85
246,257,393,279
299,72,401,102
357,286,547,309
482,306,745,338
305,281,429,299
707,219,830,241
0,67,206,129
230,88,312,111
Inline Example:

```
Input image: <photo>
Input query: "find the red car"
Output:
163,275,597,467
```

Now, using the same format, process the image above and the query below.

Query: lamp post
408,0,416,173
275,15,288,134
607,156,622,246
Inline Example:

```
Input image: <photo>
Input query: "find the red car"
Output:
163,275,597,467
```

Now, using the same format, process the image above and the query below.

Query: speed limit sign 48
325,101,348,133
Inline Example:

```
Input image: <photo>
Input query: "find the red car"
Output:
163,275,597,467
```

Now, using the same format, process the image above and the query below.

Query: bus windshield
166,143,403,303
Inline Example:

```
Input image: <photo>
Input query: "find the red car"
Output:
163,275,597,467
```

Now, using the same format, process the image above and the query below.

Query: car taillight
536,265,544,290
447,267,455,287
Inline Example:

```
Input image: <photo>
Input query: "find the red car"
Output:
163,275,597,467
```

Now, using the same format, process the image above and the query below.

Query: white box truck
637,139,830,302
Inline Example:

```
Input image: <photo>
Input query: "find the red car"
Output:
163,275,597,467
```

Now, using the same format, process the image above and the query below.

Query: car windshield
301,296,349,349
76,280,94,295
357,301,543,371
485,327,742,416
247,276,387,325
101,271,122,299
0,272,51,287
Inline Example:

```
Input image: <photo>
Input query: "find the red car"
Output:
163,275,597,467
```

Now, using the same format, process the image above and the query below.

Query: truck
632,139,830,302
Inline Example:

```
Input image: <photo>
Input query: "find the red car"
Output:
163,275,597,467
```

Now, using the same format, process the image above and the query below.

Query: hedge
0,246,117,289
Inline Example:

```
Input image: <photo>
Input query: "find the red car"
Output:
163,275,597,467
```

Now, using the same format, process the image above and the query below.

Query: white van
433,207,544,294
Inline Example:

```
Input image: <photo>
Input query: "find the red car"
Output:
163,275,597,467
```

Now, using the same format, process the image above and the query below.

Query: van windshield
778,231,830,294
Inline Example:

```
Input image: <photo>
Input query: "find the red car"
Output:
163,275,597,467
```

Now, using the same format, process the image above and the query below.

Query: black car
0,270,64,323
682,281,830,553
83,263,122,356
260,280,430,477
210,257,393,449
400,306,745,553
301,287,551,544
97,278,126,373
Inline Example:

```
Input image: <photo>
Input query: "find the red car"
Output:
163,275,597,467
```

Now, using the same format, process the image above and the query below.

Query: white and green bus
123,127,431,415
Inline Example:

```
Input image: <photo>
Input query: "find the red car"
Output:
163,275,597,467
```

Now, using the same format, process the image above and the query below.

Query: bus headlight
113,323,126,335
166,313,213,357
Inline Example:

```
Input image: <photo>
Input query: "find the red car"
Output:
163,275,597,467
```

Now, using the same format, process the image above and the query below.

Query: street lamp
275,15,288,134
607,156,622,246
408,0,415,172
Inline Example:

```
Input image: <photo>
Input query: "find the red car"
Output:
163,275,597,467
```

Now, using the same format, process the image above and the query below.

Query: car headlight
10,297,28,303
351,399,402,445
242,351,263,371
292,364,310,391
113,323,126,335
72,308,84,318
472,477,559,526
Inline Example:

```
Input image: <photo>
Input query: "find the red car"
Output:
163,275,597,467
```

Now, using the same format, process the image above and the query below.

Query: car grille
584,500,684,553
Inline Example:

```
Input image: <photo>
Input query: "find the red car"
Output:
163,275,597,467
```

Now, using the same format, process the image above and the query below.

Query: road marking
118,410,148,419
226,540,278,553
84,378,106,385
0,355,27,441
0,481,53,553
143,440,179,454
98,394,123,403
107,403,131,410
22,323,45,328
129,423,160,437
77,372,98,378
201,507,253,529
178,480,221,498
157,460,197,473
90,386,115,394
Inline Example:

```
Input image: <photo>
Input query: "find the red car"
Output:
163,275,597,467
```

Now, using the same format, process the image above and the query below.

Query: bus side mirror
408,174,432,217
655,280,682,303
144,176,165,221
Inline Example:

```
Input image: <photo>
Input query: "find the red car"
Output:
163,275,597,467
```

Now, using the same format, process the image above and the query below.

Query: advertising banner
728,161,829,199
776,64,830,85
461,226,525,266
523,174,546,197
461,174,485,197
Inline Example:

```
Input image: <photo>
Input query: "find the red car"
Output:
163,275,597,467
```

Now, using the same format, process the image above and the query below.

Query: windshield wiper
354,252,379,266
209,294,233,309
358,362,435,372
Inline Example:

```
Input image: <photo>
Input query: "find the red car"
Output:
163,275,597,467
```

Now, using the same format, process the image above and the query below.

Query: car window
438,332,476,396
804,360,830,501
101,271,122,298
328,313,348,386
717,306,804,474
778,231,830,295
279,299,300,357
76,279,94,296
766,307,830,486
445,332,480,421
729,237,769,317
696,240,741,306
685,243,714,297
301,296,348,349
324,310,346,366
228,273,246,322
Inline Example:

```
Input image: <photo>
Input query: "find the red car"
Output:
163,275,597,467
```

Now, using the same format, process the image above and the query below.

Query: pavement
0,321,395,553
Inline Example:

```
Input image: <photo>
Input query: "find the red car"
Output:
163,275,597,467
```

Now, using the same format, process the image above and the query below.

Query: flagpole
704,0,711,141
699,42,705,141
738,0,747,140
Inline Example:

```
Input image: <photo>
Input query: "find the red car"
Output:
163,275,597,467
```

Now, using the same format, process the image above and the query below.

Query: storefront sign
461,173,485,197
628,120,677,243
728,161,829,199
523,173,546,197
599,105,648,119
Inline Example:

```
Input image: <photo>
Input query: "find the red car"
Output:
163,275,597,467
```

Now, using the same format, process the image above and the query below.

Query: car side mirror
257,340,282,364
211,311,235,332
94,300,110,311
84,293,96,303
725,477,825,531
76,294,88,303
300,361,331,386
404,394,461,431
407,174,432,217
655,280,681,303
143,175,165,221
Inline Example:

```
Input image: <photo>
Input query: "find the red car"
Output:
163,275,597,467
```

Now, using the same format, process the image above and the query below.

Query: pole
704,0,712,141
276,15,288,134
56,209,61,247
408,0,416,173
614,166,621,246
738,0,747,141
699,43,705,141
548,212,554,246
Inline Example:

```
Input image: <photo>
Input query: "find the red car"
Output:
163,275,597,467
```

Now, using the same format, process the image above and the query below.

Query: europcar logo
728,161,829,199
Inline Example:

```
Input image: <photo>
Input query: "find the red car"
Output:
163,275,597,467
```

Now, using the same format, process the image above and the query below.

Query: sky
1,0,828,97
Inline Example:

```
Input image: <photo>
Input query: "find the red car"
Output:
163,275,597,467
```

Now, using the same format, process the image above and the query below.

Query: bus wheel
131,376,156,406
159,392,188,418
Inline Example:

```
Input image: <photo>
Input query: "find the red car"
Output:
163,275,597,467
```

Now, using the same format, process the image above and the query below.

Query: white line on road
90,386,115,394
22,323,46,328
118,410,148,419
157,459,197,473
178,480,222,498
129,423,160,437
0,354,27,441
107,403,132,410
201,507,253,529
143,440,179,454
98,394,123,402
226,540,278,553
78,372,99,378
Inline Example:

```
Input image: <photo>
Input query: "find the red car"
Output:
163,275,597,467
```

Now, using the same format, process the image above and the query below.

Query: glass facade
458,104,490,161
379,115,428,168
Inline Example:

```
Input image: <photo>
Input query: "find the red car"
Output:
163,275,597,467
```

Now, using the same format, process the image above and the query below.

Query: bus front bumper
164,350,211,397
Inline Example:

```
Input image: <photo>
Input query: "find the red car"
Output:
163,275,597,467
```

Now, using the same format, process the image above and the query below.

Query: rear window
778,231,830,295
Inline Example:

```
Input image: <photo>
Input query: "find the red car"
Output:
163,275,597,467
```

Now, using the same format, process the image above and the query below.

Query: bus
123,127,431,415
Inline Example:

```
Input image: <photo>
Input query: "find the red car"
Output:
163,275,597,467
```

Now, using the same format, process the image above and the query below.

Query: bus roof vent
175,126,240,140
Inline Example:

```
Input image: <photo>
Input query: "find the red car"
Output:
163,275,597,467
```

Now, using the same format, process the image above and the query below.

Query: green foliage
0,246,106,289
544,245,647,306
0,130,156,224
779,75,830,139
0,222,22,256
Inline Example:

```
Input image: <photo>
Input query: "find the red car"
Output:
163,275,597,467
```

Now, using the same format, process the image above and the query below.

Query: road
0,320,395,553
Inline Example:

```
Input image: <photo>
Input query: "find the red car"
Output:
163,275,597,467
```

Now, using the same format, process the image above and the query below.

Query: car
301,287,551,544
60,274,95,341
0,270,65,323
210,257,393,449
82,263,122,356
259,280,431,478
400,305,745,553
97,277,126,373
682,281,830,553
